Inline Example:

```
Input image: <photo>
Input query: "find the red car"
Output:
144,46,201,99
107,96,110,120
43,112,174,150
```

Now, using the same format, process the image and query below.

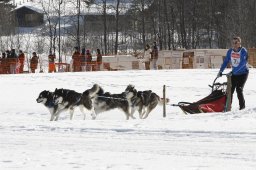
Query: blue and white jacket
220,47,249,75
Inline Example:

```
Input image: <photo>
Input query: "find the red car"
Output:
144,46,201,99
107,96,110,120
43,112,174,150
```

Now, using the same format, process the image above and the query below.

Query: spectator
150,41,158,70
1,52,8,74
48,52,56,73
0,53,4,74
30,52,39,73
143,44,151,70
18,50,25,73
10,49,17,58
85,49,92,71
9,49,18,74
6,50,11,58
72,47,81,72
5,50,11,73
96,49,102,71
1,52,6,59
80,48,86,71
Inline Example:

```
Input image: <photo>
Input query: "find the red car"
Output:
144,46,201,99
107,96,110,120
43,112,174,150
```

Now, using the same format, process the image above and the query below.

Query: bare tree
0,0,15,49
40,0,58,53
102,0,107,54
76,0,81,49
58,0,63,62
114,0,120,54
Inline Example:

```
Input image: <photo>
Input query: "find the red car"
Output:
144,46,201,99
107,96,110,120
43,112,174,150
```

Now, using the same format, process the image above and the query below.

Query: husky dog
124,85,167,119
90,84,131,120
50,84,99,121
37,90,59,119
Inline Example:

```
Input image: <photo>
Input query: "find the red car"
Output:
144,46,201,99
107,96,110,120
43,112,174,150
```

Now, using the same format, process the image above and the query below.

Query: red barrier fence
0,58,105,74
54,63,70,72
0,58,24,74
69,61,103,72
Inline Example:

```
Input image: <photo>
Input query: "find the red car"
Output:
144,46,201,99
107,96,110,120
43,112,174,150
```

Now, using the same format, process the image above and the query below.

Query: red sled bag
174,76,229,114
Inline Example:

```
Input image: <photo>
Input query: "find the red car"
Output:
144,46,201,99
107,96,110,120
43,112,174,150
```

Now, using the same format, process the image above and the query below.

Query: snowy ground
0,69,256,170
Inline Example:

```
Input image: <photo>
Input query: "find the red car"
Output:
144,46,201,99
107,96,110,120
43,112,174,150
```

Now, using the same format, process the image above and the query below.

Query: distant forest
0,0,256,55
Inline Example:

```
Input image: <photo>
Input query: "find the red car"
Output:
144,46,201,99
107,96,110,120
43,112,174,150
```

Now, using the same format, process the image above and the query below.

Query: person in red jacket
48,52,56,73
80,48,86,71
30,52,39,73
18,50,25,73
85,49,92,71
72,47,81,72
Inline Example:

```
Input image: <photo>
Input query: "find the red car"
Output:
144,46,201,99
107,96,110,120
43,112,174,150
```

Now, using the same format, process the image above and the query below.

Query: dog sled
172,74,232,114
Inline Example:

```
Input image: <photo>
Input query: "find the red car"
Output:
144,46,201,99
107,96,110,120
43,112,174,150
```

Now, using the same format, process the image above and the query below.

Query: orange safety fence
1,60,111,74
54,63,70,72
0,58,25,74
69,61,104,72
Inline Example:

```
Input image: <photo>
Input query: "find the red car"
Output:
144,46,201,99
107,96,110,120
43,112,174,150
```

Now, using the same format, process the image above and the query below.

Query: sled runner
173,74,231,114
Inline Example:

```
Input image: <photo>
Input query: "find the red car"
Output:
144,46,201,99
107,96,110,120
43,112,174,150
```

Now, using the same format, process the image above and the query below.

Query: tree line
0,0,256,56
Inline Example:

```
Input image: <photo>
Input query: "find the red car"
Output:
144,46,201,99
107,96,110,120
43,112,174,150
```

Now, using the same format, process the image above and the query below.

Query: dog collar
46,101,55,108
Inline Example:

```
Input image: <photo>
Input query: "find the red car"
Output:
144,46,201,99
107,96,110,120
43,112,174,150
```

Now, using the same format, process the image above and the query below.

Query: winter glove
217,71,222,78
226,71,232,77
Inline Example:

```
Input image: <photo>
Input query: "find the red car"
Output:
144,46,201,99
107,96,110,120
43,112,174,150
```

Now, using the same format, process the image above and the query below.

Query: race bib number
231,52,240,67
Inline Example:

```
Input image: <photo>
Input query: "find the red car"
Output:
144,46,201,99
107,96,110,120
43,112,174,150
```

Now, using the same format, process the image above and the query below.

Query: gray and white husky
90,84,131,120
124,85,167,119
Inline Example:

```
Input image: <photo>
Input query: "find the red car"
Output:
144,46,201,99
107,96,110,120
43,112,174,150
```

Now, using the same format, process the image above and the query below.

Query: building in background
11,5,44,27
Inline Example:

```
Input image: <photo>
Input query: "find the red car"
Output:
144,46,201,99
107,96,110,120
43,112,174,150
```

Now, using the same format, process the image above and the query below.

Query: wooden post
225,74,232,112
163,85,166,117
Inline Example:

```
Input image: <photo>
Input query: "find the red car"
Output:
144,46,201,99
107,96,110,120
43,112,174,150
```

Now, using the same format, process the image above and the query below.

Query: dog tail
88,84,101,97
158,97,170,105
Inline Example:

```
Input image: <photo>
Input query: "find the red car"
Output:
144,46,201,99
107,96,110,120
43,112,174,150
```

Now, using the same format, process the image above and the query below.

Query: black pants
231,73,248,110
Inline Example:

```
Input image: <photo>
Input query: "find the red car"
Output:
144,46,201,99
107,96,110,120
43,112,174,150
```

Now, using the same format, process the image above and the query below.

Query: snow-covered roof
12,0,131,16
12,5,44,14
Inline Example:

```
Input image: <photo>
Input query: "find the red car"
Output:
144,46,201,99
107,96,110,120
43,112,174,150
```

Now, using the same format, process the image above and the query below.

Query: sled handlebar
209,82,227,88
210,73,230,92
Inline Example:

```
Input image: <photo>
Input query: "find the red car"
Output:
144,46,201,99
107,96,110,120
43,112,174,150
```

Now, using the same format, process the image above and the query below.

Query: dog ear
129,84,135,88
126,84,135,91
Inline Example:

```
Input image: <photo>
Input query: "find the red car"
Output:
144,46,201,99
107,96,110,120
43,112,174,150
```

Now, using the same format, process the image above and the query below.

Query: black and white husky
124,85,166,119
37,84,99,121
90,84,131,120
52,84,99,121
37,90,59,119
